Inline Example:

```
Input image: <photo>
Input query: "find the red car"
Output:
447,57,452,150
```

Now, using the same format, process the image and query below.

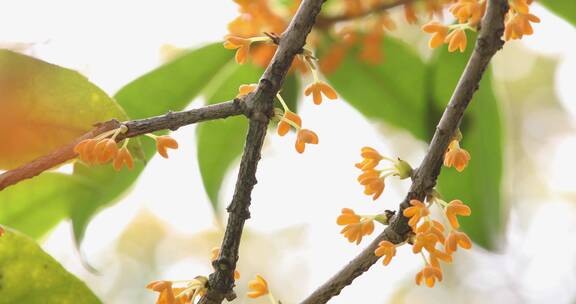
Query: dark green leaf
197,63,264,210
430,41,503,249
326,37,428,140
539,0,576,27
0,228,101,303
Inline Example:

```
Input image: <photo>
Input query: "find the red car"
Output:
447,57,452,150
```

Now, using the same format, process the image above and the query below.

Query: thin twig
300,0,509,303
315,0,414,29
199,0,326,303
0,100,245,191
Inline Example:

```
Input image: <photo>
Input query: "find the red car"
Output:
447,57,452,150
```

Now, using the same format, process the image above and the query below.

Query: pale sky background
1,1,576,303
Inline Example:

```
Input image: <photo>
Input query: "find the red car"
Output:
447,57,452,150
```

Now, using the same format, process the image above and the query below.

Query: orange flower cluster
505,0,540,41
146,277,208,304
422,0,486,53
397,197,472,287
147,247,245,304
337,208,375,245
74,126,134,171
355,147,413,200
422,0,484,53
226,0,307,71
74,126,179,172
423,0,540,52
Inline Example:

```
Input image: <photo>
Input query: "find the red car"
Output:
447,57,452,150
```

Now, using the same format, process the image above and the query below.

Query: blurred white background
1,0,576,303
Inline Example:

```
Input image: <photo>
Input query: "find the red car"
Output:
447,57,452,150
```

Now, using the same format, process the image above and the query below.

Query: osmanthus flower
317,28,354,74
422,21,449,49
445,199,471,229
445,28,468,53
374,240,397,266
425,0,446,19
210,247,240,280
510,0,531,14
236,83,258,98
74,125,134,171
355,146,384,171
403,199,430,229
246,274,279,303
355,147,413,200
295,129,319,153
415,219,446,243
357,169,385,200
273,93,319,154
426,194,473,254
336,208,375,245
415,264,443,288
360,25,384,64
445,230,472,254
93,138,118,163
411,231,440,254
504,11,540,41
404,3,419,25
146,277,208,304
277,111,301,136
113,146,134,171
443,139,471,172
319,44,348,75
0,225,4,237
449,0,486,25
147,135,179,159
429,248,453,267
224,36,272,64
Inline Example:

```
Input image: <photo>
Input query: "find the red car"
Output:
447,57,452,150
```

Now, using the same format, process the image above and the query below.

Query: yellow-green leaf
0,228,101,303
0,50,127,170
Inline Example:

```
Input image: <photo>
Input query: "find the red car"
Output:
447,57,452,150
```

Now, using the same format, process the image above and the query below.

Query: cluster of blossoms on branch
337,131,472,287
141,0,521,299
147,246,279,304
73,125,179,171
423,0,540,52
225,20,338,155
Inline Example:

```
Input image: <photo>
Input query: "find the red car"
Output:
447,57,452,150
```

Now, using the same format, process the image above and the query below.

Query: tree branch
315,0,414,29
300,0,508,303
200,0,326,303
0,100,245,191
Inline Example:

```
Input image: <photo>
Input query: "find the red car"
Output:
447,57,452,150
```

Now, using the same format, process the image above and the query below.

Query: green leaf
326,37,428,140
539,0,576,27
114,43,233,119
0,173,94,239
0,228,101,303
197,63,264,210
67,43,235,245
430,41,503,249
0,50,127,170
